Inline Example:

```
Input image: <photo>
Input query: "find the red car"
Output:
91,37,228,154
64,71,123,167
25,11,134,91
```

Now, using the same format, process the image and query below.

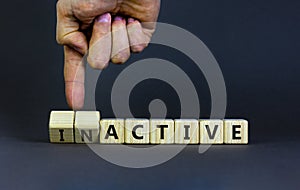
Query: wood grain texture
174,119,199,144
49,111,75,143
49,110,249,145
150,119,174,144
224,119,248,144
100,119,124,144
125,119,150,144
200,120,223,144
74,111,100,144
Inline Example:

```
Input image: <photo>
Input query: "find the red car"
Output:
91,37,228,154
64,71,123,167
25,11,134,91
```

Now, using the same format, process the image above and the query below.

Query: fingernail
96,13,111,23
114,16,123,21
128,18,135,23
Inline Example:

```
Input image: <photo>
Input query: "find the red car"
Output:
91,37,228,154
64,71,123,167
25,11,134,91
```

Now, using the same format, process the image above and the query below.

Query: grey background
0,0,300,189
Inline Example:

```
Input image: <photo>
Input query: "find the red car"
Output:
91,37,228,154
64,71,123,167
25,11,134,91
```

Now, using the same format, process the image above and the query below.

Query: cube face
200,120,223,144
49,111,75,126
49,127,74,143
49,132,74,143
224,120,248,144
150,119,174,144
174,119,199,144
100,119,124,144
49,111,75,143
74,129,99,143
74,111,100,144
125,119,149,144
75,111,100,123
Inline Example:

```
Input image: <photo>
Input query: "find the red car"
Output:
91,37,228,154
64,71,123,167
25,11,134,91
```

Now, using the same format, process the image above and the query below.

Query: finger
87,13,112,69
111,16,130,64
64,46,85,110
127,18,150,53
56,0,88,55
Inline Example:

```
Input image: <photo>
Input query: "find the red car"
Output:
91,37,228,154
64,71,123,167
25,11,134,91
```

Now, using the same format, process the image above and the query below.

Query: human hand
56,0,161,109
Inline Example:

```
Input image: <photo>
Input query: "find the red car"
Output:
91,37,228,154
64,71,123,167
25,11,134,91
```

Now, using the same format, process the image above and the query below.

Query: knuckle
56,0,67,15
65,57,82,67
56,0,62,10
82,1,96,10
56,35,63,44
70,36,85,48
73,0,97,15
64,33,87,53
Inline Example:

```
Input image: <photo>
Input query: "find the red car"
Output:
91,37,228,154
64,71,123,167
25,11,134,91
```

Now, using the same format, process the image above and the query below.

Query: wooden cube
49,111,75,143
200,119,223,144
150,119,174,144
100,119,124,144
74,111,100,144
224,119,248,144
125,119,149,144
174,119,199,144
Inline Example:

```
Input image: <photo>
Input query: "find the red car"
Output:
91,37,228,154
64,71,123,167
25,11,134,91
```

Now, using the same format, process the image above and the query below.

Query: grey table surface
1,135,300,190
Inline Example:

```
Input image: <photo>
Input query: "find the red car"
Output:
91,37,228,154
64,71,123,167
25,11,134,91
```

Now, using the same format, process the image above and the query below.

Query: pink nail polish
97,13,110,23
114,16,123,21
128,18,135,23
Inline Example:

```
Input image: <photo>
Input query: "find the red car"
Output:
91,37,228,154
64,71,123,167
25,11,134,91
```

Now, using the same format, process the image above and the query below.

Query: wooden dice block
174,119,199,144
224,119,248,144
100,119,124,144
150,119,174,144
49,111,75,143
125,119,149,144
74,111,100,143
200,119,223,144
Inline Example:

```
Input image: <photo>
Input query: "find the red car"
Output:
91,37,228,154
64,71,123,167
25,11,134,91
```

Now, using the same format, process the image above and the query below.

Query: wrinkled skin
56,0,161,109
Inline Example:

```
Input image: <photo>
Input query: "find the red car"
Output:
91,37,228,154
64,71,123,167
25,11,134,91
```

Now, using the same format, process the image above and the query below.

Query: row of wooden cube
49,111,248,144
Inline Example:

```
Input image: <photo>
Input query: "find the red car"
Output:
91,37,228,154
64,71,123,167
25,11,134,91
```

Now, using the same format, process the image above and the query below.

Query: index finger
64,46,85,110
